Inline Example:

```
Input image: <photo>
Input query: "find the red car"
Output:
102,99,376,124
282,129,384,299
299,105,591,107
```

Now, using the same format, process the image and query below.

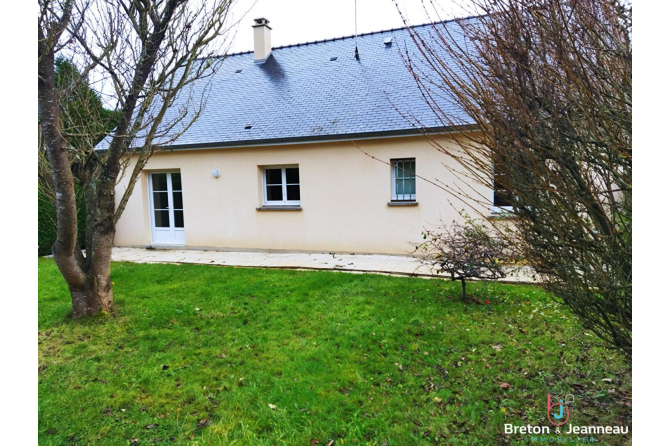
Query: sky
224,0,463,54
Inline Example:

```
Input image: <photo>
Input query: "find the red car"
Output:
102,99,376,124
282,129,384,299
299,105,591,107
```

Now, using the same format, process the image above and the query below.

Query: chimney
252,18,272,63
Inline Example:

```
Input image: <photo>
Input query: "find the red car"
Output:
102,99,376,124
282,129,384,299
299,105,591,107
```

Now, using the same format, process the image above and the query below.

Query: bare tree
399,0,632,355
414,217,519,301
38,0,237,318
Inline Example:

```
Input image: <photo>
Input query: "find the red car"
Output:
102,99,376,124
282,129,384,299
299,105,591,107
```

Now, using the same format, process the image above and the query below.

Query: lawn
38,259,631,445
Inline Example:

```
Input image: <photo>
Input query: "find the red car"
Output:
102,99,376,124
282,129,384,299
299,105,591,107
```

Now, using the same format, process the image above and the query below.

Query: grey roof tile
101,19,476,151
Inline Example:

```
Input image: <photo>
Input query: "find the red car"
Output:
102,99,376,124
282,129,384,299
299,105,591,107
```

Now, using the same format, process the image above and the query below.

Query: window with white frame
492,161,513,213
391,158,416,201
262,166,300,206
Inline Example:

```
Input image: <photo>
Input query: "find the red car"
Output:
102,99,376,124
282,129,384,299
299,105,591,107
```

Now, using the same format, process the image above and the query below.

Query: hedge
38,187,86,256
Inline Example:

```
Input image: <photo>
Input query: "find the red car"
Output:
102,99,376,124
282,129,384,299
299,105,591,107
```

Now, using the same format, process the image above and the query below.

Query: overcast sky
225,0,463,54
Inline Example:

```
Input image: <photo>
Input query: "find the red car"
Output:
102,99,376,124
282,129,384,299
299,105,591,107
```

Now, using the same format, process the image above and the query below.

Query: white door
149,172,185,245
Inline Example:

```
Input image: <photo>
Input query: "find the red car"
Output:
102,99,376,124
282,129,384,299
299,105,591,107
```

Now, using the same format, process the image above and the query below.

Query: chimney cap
253,18,270,26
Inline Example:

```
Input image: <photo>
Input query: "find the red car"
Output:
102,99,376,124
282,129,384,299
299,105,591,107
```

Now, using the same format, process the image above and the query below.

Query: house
114,17,496,255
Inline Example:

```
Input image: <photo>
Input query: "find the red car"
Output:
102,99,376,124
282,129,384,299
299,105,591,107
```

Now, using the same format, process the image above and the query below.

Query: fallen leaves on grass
498,382,512,390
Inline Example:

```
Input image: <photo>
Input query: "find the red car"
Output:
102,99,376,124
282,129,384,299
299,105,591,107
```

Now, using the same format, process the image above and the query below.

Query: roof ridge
270,14,482,50
202,14,483,61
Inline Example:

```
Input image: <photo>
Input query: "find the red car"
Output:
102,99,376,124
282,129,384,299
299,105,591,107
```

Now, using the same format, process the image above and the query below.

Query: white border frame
148,170,185,245
390,158,417,202
261,165,301,206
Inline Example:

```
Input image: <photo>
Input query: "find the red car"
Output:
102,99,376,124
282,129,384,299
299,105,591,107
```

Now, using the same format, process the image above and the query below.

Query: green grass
38,259,631,445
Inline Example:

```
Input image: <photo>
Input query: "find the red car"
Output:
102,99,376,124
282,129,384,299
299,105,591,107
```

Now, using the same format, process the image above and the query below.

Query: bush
414,217,519,301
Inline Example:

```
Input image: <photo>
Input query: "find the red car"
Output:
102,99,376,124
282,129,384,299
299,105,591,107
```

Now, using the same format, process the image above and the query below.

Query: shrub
414,218,518,301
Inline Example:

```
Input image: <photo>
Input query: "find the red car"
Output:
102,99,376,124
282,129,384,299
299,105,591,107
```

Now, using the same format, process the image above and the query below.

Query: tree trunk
58,213,116,318
62,222,116,318
65,227,116,318
66,178,118,319
69,278,113,318
460,277,467,301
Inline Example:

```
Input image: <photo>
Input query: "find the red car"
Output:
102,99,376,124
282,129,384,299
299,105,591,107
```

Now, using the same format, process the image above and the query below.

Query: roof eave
148,125,477,152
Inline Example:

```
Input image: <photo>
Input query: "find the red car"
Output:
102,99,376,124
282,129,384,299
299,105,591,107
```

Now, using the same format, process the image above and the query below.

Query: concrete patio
111,247,536,283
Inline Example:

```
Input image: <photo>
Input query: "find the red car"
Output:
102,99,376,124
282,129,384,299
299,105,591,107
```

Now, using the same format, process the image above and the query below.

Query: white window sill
256,205,302,211
388,201,418,207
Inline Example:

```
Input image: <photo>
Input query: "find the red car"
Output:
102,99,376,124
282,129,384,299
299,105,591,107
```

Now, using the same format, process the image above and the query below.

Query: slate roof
108,18,476,150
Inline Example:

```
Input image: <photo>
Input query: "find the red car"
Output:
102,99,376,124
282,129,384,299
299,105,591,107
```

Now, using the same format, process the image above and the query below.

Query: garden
39,260,631,445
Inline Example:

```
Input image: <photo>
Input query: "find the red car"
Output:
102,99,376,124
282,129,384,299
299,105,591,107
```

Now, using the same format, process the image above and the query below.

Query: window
262,166,300,206
391,158,416,201
492,161,513,214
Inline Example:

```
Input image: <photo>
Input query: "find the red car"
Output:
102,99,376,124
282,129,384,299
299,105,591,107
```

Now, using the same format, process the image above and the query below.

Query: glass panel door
152,173,171,228
150,172,185,244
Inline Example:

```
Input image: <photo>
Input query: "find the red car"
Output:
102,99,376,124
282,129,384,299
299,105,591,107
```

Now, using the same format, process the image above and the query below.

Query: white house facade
113,18,497,255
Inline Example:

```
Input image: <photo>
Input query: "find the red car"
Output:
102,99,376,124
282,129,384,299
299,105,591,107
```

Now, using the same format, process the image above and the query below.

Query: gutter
103,124,477,153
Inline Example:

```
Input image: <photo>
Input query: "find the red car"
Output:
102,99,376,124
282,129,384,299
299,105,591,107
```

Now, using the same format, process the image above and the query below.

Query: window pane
400,161,414,179
494,187,511,207
493,162,511,207
398,161,406,179
407,178,416,195
173,192,183,210
395,179,405,197
398,161,407,179
266,185,283,201
286,168,300,184
153,192,169,210
174,210,184,228
152,173,168,191
154,210,170,228
265,168,282,185
171,173,182,191
287,185,300,201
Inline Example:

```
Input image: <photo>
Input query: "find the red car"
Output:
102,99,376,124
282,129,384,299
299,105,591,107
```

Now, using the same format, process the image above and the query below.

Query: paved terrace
111,247,536,284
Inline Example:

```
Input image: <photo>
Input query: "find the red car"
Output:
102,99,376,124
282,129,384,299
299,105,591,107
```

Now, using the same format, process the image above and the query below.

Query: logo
505,393,628,438
547,393,573,426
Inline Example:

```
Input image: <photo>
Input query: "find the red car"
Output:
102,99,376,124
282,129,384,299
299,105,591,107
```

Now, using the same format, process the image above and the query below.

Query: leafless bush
415,217,519,301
